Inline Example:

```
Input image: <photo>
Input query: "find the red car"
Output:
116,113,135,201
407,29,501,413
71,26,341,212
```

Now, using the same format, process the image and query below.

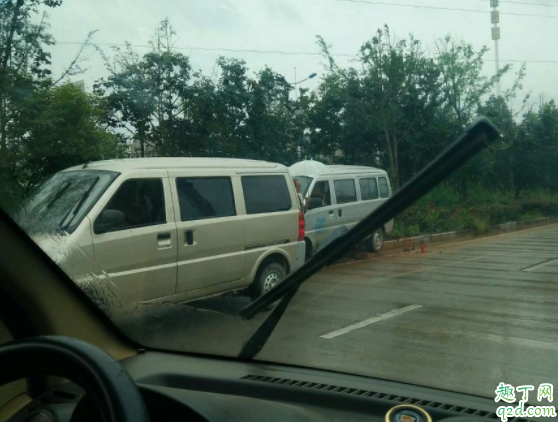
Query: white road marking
522,258,558,272
320,304,423,339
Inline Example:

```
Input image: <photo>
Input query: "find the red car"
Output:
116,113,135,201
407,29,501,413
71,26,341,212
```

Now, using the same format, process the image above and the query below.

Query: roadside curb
352,216,558,260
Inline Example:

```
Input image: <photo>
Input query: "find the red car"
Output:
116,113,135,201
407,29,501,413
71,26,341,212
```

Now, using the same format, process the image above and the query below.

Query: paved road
123,223,558,401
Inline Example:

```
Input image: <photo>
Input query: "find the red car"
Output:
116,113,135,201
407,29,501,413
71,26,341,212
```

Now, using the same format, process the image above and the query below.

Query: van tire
366,228,384,252
250,261,287,300
304,238,313,261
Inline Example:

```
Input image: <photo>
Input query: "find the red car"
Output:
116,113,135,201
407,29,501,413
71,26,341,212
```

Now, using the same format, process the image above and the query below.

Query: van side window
97,178,165,232
359,178,379,200
176,177,236,221
379,177,390,198
308,181,331,209
334,179,357,204
242,176,291,214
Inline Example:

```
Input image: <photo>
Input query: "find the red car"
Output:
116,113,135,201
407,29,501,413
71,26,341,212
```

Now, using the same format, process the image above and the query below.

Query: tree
210,58,251,157
435,36,515,127
478,96,517,194
309,70,381,165
515,100,558,195
0,0,60,165
435,36,520,198
17,83,125,190
245,66,297,163
315,27,441,189
1,0,101,202
95,19,192,157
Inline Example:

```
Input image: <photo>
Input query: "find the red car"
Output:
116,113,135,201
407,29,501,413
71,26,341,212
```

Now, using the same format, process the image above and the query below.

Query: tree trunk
509,153,514,194
0,93,7,160
1,0,25,69
383,127,399,190
0,0,25,166
138,126,145,157
393,135,399,190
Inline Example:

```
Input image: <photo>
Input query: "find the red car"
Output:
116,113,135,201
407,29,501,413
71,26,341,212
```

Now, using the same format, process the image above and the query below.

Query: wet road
125,223,558,401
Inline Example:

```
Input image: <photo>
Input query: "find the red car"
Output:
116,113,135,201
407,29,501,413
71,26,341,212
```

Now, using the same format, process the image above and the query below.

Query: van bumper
292,240,306,272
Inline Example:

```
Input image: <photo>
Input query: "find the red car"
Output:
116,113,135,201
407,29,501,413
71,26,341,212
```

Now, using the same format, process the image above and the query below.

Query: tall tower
491,0,501,97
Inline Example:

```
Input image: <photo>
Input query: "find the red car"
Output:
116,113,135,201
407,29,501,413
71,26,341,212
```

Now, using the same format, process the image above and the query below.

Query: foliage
0,0,122,208
2,10,558,242
315,27,443,189
18,83,124,190
390,184,558,239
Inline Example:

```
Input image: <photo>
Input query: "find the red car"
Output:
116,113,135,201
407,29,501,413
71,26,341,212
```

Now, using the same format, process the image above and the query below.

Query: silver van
289,160,394,256
20,158,306,303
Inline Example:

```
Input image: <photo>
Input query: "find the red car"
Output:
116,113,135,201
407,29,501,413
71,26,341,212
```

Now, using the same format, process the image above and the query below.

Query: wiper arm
237,117,500,359
60,177,100,230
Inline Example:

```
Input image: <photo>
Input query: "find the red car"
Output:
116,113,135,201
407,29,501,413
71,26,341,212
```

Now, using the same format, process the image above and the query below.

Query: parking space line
320,304,423,339
522,258,558,272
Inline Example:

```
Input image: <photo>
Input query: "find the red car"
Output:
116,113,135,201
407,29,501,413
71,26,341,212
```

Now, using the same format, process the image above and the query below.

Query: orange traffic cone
421,244,426,254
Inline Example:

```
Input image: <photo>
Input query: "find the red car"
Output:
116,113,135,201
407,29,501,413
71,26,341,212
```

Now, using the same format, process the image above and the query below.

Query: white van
20,158,306,303
289,160,394,256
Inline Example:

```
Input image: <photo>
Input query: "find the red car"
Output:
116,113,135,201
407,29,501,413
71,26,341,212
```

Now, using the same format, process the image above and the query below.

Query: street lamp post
290,70,317,100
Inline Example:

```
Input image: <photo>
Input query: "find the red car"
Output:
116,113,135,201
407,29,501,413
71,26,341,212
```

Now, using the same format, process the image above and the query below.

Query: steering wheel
0,336,149,422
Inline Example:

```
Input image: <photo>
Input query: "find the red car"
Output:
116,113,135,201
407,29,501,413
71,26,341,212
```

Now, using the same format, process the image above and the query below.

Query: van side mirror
94,209,126,234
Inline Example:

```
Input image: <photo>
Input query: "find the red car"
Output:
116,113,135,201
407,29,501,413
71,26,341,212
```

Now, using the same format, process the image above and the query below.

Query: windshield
16,170,118,234
2,0,558,406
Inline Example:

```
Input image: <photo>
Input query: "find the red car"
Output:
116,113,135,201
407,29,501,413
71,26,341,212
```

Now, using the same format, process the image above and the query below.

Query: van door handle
185,229,196,246
338,209,343,217
157,232,172,248
328,210,335,219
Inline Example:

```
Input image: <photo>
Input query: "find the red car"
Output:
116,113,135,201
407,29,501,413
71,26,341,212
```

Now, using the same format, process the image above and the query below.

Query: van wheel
366,228,384,252
250,262,287,300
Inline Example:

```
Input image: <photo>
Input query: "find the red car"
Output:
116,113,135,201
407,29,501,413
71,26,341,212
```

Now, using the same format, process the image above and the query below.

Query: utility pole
490,0,501,97
294,67,297,101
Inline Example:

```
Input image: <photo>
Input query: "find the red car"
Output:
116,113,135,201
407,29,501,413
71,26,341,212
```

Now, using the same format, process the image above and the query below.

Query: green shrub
387,187,558,239
417,183,462,208
518,211,543,221
471,217,489,234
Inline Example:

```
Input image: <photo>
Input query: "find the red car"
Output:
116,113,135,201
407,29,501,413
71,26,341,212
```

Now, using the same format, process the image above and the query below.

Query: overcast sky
43,0,558,110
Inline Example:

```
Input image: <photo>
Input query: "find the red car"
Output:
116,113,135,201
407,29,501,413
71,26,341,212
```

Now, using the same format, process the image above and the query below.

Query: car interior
0,120,520,422
105,180,166,229
309,182,330,209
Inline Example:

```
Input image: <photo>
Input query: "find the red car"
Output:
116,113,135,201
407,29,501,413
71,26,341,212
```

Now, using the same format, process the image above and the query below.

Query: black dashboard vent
241,375,529,421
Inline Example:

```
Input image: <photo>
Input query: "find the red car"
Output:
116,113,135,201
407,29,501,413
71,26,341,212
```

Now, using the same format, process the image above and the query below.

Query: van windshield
16,170,118,234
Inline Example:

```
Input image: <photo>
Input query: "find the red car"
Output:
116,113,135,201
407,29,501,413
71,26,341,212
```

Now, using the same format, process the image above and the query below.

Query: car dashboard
7,350,525,422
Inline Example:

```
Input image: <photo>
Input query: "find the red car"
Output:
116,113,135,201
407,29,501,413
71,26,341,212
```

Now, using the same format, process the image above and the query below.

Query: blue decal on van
315,218,326,232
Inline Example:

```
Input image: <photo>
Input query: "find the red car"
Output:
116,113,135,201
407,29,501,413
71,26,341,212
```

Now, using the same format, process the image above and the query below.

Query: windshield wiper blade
60,177,100,230
45,182,72,210
237,117,500,359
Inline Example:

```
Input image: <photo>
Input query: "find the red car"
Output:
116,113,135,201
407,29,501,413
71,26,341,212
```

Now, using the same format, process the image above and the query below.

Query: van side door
240,174,299,278
304,178,336,251
169,172,245,293
332,178,360,232
90,170,178,303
